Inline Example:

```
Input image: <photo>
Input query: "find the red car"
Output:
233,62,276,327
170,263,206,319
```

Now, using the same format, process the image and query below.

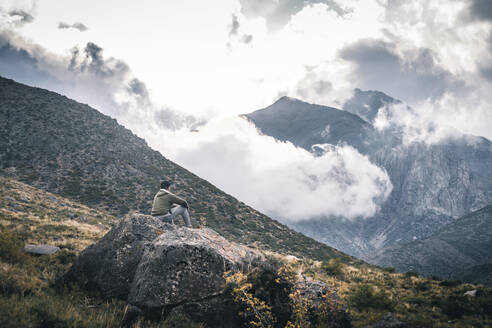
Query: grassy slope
1,176,491,327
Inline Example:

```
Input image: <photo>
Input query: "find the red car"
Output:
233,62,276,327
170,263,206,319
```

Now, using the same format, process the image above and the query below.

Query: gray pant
155,205,192,227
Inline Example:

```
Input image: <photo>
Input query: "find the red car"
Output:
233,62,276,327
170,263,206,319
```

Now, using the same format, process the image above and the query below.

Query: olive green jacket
151,189,188,216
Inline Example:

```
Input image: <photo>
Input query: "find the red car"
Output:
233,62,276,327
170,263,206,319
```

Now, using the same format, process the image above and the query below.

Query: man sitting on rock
151,180,192,227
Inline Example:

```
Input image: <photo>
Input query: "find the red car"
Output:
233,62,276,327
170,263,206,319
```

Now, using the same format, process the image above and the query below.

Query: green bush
0,227,27,263
415,281,430,292
439,280,462,287
382,267,396,273
405,271,419,278
348,284,394,311
441,295,474,319
321,258,344,277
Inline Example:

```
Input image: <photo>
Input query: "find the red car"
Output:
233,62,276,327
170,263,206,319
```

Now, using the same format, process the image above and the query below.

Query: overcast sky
1,0,491,222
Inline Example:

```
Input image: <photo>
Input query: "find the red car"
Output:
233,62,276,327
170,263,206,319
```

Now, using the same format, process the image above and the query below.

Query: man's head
160,180,171,190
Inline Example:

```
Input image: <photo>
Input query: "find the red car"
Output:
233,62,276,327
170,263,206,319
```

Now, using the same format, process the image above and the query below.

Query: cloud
8,10,34,25
0,0,37,28
241,34,253,44
148,116,392,221
227,14,254,47
295,68,333,102
0,31,199,133
58,21,88,32
467,0,492,22
229,14,240,36
238,0,351,31
339,38,466,104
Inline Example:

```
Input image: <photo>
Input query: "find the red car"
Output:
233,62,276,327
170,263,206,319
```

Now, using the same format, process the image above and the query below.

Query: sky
1,0,491,222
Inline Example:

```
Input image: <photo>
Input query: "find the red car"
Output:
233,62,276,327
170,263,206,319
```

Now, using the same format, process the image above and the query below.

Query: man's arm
170,193,189,208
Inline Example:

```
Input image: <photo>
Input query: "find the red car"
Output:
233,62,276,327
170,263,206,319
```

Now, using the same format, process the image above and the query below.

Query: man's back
151,189,188,216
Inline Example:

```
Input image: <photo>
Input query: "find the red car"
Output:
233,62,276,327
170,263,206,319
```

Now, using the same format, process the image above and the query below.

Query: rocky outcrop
67,213,266,326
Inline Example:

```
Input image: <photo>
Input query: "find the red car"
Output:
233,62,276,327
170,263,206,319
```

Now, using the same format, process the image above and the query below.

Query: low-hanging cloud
58,21,88,32
147,116,392,222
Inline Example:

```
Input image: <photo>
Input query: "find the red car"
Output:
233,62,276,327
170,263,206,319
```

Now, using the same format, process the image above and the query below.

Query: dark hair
160,180,171,189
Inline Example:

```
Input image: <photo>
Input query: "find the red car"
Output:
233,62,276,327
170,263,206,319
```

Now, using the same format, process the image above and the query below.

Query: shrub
0,227,27,263
439,280,462,287
405,271,419,278
348,284,394,311
321,258,344,277
383,267,396,273
415,281,430,292
0,264,41,296
441,295,474,319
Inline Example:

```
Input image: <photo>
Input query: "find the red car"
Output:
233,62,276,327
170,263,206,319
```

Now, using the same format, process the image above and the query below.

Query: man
151,180,192,227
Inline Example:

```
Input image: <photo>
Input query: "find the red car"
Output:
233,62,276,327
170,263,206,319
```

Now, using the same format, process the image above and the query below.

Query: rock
464,289,477,297
364,313,406,328
293,277,351,327
128,225,264,310
8,202,18,209
67,213,266,326
24,244,60,255
19,196,30,203
67,213,166,299
76,216,87,223
94,224,106,231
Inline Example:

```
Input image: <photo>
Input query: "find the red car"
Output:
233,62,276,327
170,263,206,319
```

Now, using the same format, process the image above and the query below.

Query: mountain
367,205,492,282
0,76,351,262
244,92,492,260
244,96,376,153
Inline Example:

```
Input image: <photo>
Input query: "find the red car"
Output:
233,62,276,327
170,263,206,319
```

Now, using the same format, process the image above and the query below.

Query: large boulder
128,225,264,309
67,214,266,325
67,214,166,298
